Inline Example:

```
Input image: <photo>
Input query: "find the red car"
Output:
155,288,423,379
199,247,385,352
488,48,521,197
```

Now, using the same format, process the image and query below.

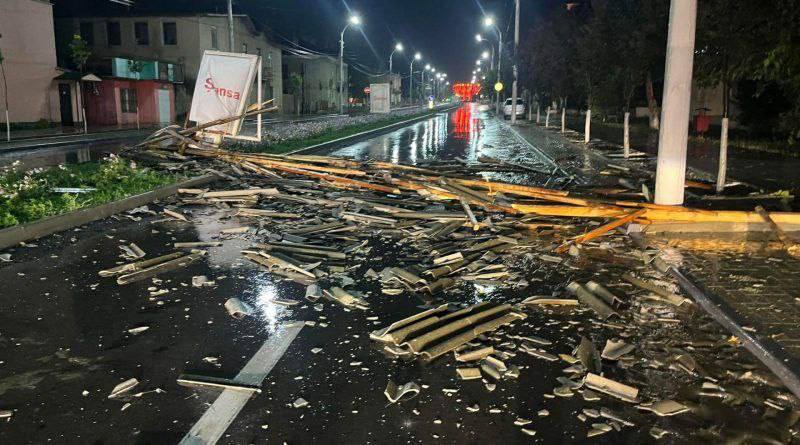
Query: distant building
0,0,66,125
56,13,283,121
372,73,402,106
282,53,347,114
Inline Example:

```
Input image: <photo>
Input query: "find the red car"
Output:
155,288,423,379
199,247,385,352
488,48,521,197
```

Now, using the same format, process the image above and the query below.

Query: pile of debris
105,119,800,442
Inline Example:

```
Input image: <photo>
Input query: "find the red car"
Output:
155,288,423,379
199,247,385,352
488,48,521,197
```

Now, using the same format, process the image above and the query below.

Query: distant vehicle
503,98,526,119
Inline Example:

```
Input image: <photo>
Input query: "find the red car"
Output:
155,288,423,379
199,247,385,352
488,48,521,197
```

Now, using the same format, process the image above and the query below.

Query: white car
503,98,526,119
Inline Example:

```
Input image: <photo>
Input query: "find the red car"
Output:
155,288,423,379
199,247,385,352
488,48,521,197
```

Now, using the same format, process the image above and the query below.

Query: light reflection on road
329,103,490,164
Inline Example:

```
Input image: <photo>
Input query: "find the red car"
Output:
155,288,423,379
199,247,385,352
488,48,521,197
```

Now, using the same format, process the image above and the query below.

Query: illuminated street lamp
388,42,403,76
483,15,503,114
410,52,421,103
482,51,489,59
339,14,362,114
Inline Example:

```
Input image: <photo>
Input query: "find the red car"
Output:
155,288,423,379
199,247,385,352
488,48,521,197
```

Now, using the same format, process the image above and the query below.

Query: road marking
179,322,304,445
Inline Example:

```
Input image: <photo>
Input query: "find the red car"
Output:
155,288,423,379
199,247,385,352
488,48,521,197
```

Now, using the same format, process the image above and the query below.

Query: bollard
545,107,550,128
716,117,729,193
561,107,566,133
584,109,591,143
536,104,541,124
623,111,631,158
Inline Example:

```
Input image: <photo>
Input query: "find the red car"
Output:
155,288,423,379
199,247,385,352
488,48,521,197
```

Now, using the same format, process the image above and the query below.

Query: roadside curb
285,105,460,156
0,130,153,153
0,174,218,251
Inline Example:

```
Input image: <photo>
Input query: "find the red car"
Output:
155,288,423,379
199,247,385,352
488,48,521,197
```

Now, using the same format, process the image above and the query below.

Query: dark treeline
500,0,800,141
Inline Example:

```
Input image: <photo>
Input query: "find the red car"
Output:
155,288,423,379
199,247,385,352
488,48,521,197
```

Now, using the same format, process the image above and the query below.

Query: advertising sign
189,51,259,136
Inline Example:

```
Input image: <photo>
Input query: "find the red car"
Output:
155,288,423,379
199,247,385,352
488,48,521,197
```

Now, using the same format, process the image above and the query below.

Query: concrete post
561,107,566,133
545,106,550,128
584,109,591,143
4,110,8,142
623,111,631,158
716,117,729,193
227,0,235,51
510,0,520,125
654,0,698,205
536,104,540,124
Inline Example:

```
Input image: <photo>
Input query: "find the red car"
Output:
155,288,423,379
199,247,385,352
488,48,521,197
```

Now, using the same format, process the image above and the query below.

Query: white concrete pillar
561,107,566,133
716,117,729,193
654,0,698,205
584,109,591,143
545,106,550,128
536,104,541,124
623,111,631,158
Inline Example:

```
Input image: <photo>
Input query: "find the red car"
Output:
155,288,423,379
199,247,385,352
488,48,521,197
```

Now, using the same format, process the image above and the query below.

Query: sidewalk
0,125,156,152
509,118,800,381
563,115,800,191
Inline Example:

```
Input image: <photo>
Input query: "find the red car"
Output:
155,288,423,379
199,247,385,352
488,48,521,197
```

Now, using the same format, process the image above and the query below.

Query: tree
695,0,767,119
69,35,91,73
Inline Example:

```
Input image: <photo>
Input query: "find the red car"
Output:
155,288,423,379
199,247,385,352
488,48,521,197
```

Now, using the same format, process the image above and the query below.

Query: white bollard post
623,111,631,158
654,0,698,205
584,109,591,143
545,106,550,128
4,110,9,142
536,104,541,124
716,117,729,193
561,107,566,133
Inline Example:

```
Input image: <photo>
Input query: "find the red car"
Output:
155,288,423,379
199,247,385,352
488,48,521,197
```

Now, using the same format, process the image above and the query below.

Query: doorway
157,89,171,123
58,83,74,125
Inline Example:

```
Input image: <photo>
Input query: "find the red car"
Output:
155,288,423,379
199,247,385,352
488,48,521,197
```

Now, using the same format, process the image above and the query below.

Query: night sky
55,0,561,83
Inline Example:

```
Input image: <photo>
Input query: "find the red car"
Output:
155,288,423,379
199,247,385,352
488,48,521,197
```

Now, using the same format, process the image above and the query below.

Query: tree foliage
519,0,800,139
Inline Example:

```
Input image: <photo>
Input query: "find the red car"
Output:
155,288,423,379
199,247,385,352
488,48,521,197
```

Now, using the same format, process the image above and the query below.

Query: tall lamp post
388,43,402,106
475,34,495,71
410,53,421,104
510,0,520,124
423,64,431,102
339,14,361,114
483,16,503,115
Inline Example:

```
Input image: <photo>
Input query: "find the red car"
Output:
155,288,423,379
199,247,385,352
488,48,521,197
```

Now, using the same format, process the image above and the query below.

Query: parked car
503,98,526,119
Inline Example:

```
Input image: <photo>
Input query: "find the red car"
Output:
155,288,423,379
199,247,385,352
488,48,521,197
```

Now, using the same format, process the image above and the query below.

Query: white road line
179,322,304,445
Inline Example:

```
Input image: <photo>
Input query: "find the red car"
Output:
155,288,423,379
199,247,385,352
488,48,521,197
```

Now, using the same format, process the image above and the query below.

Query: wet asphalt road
0,104,791,444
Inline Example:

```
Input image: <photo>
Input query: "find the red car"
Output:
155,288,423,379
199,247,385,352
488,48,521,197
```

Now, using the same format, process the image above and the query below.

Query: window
79,22,94,45
163,22,177,45
241,42,248,53
120,88,138,113
107,22,121,46
134,22,149,45
210,27,218,49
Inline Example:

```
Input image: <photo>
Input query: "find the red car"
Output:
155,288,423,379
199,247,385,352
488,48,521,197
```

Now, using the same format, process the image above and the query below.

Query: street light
476,60,481,65
483,15,503,114
339,14,362,114
476,34,483,42
388,42,403,76
410,52,421,104
482,51,489,59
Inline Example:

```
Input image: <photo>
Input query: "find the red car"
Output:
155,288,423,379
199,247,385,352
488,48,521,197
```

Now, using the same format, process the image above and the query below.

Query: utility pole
510,0,520,124
654,0,697,205
227,0,235,51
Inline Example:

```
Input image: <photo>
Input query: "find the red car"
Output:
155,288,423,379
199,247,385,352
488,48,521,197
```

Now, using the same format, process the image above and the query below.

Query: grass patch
0,157,178,229
229,110,438,154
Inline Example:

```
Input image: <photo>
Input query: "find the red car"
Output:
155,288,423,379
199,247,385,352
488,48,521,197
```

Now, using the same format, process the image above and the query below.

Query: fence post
716,117,729,193
623,111,630,158
584,109,591,143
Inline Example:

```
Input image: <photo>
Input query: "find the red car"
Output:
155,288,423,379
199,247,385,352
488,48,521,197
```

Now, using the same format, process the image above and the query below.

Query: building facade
0,0,64,124
56,13,283,119
282,53,346,114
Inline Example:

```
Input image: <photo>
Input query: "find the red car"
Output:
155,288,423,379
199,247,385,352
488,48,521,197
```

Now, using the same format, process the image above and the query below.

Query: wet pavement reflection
0,139,135,170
